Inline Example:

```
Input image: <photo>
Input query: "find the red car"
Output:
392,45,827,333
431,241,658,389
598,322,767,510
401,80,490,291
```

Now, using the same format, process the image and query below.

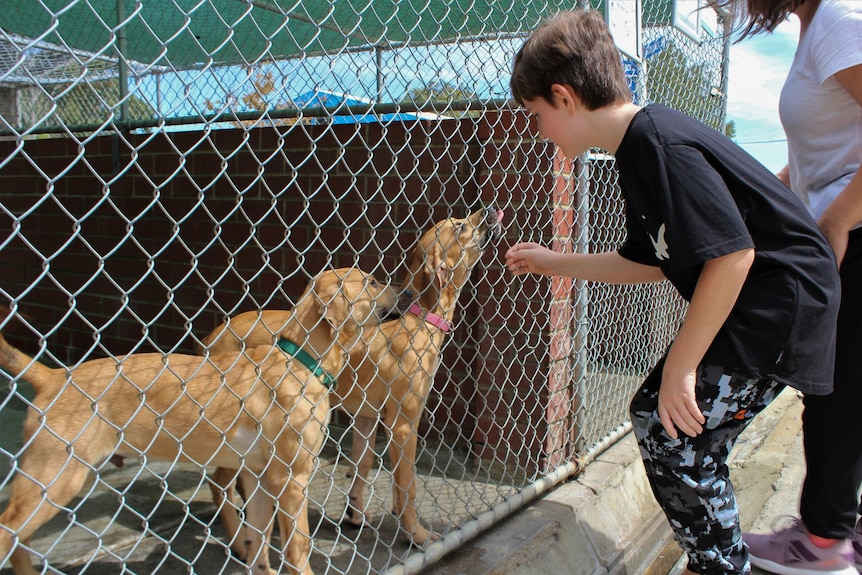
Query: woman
707,0,862,573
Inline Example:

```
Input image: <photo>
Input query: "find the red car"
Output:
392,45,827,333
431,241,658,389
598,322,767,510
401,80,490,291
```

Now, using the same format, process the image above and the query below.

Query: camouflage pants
630,361,785,575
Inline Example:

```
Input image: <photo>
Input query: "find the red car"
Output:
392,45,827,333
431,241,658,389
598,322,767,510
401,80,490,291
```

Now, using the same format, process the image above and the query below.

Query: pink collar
408,303,451,333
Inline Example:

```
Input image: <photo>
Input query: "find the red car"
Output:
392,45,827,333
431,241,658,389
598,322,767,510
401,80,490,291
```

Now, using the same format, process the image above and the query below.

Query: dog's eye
368,279,379,289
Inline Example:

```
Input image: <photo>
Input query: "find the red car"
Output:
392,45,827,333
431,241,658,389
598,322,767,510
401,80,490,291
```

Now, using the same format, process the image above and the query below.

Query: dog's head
407,207,504,304
311,267,409,343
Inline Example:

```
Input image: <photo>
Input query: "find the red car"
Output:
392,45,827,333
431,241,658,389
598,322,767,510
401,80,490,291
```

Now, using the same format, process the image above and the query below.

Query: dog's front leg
271,470,314,575
387,414,436,546
209,466,248,560
345,415,378,527
241,470,277,575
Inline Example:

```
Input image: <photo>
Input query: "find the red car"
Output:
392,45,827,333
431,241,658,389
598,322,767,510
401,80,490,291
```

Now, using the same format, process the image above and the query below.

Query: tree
403,80,480,118
724,120,737,141
405,80,475,103
646,39,725,132
204,67,295,129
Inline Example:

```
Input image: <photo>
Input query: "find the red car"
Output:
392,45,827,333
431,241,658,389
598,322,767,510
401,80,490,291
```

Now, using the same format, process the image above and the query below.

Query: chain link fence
0,0,728,573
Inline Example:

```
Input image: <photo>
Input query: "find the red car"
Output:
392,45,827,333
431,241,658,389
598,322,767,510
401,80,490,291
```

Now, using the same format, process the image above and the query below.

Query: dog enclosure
0,0,729,573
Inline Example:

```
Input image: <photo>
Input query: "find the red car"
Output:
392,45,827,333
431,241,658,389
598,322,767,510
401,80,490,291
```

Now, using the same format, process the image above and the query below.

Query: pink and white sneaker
744,518,857,575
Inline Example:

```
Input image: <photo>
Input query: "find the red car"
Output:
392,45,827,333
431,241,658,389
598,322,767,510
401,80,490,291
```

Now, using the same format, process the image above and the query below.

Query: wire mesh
0,0,726,573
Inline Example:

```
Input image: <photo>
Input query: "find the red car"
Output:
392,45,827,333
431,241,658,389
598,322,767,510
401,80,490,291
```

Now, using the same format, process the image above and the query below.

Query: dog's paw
229,545,248,563
407,525,439,547
340,505,367,529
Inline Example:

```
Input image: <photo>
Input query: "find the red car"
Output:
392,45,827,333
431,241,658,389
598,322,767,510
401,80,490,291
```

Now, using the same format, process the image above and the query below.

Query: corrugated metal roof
0,34,169,85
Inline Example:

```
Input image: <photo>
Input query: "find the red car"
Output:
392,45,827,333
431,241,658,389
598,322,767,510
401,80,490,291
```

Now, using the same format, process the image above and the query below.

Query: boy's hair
510,9,632,109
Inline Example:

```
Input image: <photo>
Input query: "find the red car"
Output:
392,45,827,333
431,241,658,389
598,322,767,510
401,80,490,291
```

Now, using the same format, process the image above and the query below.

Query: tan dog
201,207,504,549
0,268,407,575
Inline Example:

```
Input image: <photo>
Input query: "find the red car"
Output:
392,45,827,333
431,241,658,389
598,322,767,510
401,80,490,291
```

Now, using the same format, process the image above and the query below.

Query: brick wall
0,112,571,474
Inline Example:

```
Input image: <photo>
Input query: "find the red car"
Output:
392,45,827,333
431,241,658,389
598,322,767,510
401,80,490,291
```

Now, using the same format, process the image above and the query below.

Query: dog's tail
0,309,62,393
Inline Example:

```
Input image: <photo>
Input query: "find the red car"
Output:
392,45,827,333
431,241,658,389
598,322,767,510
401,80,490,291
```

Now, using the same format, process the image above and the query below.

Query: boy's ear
551,83,581,110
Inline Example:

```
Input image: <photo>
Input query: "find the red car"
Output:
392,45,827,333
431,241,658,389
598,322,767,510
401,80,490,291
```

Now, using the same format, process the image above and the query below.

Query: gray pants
630,361,785,575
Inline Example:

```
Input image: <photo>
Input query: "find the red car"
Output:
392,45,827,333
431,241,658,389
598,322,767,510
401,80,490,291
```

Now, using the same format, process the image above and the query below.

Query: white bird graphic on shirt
650,223,669,260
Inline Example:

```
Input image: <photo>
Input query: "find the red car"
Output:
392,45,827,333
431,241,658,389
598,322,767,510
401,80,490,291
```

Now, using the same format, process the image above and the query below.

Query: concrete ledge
426,431,672,575
425,388,804,575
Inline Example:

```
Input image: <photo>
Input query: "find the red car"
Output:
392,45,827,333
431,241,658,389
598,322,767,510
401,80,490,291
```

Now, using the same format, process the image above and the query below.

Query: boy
504,9,841,575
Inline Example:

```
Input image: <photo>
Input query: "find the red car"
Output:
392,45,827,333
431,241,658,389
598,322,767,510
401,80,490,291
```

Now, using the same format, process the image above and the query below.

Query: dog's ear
424,245,451,289
321,301,340,332
435,261,451,288
315,280,346,332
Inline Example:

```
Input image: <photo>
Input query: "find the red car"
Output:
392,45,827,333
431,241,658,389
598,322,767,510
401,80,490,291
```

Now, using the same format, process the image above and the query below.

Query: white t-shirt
779,0,862,220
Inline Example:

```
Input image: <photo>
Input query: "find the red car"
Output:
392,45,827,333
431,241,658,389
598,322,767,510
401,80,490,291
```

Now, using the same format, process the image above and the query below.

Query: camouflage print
630,360,785,575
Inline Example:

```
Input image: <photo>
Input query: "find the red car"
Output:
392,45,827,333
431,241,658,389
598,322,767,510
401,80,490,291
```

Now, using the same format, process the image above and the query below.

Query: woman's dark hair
705,0,805,40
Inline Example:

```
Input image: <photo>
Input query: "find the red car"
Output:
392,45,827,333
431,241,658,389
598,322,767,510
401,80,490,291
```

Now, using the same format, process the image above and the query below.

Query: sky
726,17,800,173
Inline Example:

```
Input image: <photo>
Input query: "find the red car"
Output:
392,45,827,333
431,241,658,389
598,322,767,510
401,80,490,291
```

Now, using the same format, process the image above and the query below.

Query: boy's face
522,84,591,159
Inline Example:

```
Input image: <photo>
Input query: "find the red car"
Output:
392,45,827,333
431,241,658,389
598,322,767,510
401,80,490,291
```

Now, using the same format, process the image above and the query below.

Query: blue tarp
293,89,450,124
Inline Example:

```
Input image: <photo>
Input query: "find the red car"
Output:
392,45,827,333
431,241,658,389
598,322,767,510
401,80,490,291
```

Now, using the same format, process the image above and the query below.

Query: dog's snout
479,206,504,244
484,206,504,227
378,288,411,322
396,291,413,314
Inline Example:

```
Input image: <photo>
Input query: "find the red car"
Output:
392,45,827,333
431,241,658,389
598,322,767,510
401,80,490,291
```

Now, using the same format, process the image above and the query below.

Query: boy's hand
658,367,705,439
656,249,754,439
505,242,557,276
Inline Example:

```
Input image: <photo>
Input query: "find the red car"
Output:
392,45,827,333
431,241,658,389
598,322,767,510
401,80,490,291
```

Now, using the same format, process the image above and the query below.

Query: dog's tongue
496,209,504,223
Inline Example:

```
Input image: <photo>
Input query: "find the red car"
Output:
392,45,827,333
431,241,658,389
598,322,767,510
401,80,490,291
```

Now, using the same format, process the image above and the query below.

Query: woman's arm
817,63,862,265
776,164,790,186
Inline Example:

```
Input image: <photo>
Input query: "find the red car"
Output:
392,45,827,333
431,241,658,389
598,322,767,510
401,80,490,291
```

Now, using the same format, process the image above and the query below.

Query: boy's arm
505,242,666,284
659,247,755,438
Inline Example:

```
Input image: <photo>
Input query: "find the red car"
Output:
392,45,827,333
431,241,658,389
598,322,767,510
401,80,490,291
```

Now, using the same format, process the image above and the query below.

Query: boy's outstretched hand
505,242,558,276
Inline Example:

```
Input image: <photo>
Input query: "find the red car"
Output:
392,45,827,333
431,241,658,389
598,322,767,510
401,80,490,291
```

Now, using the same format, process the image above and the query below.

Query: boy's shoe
744,519,857,575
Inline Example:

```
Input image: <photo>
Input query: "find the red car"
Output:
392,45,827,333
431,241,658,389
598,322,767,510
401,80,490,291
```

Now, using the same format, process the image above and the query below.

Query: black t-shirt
615,104,839,395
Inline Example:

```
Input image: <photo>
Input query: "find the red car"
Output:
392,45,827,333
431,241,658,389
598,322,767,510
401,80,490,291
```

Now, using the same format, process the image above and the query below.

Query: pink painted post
545,149,577,469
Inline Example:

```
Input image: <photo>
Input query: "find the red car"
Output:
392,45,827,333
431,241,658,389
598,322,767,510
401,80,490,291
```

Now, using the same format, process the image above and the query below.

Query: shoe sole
750,556,859,575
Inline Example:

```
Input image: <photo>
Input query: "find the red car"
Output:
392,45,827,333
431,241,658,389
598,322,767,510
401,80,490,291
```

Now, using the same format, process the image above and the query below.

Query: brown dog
201,207,504,549
0,268,407,575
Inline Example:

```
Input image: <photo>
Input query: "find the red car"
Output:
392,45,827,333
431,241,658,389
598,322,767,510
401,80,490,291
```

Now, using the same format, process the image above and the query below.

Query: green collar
276,337,337,390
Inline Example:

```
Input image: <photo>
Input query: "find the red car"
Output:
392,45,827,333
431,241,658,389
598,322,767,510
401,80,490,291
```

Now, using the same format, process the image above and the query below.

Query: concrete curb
425,388,804,575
